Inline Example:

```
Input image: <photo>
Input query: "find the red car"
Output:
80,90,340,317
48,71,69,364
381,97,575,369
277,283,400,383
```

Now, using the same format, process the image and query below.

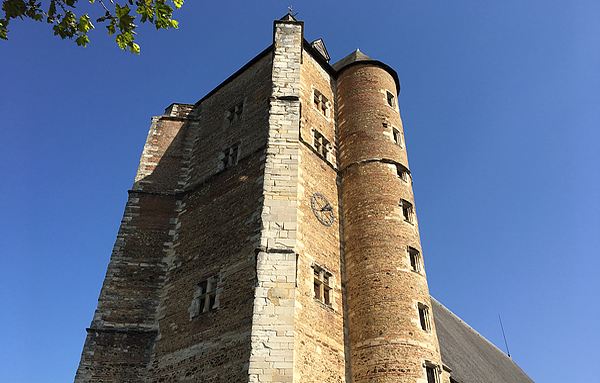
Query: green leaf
107,20,116,35
136,1,153,23
0,19,8,40
1,0,184,52
76,34,90,46
53,10,77,38
77,14,93,33
47,0,56,22
115,3,130,19
3,0,27,19
115,30,134,49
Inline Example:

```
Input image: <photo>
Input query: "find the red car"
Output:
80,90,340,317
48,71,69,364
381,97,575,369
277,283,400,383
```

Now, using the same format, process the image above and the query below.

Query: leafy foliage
0,0,184,53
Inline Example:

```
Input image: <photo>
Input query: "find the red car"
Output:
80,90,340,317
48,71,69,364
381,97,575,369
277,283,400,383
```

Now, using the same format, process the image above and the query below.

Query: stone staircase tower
336,53,444,382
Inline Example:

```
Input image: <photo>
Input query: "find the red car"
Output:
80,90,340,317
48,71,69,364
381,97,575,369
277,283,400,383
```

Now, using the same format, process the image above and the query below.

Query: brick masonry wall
147,151,264,382
187,55,272,187
337,63,443,383
293,49,346,383
77,17,449,383
76,108,193,382
145,54,274,381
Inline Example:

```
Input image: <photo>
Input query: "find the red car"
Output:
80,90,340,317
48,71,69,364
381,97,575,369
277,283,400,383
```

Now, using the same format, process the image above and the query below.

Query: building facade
76,15,533,383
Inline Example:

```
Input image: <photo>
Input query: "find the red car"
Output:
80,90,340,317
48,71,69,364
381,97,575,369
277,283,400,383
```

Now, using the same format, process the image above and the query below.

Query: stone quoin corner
76,14,534,383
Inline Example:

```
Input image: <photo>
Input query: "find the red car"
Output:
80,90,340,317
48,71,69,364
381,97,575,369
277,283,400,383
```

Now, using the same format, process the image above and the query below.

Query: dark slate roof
331,49,373,71
331,49,401,93
432,298,534,383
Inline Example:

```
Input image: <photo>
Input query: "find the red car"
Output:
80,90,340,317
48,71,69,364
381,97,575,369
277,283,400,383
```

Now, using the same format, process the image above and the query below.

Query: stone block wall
76,106,194,382
293,48,346,383
77,15,446,383
145,50,274,381
248,18,302,383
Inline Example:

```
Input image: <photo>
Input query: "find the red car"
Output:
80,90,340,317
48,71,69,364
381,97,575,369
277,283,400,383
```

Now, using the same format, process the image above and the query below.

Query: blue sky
1,0,599,382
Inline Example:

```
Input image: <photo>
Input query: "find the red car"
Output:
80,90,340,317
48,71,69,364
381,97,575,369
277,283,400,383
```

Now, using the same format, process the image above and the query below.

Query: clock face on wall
310,192,335,227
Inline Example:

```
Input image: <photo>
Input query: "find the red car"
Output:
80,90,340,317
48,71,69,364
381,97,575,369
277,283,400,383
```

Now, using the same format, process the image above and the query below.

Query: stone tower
336,51,442,382
77,14,531,383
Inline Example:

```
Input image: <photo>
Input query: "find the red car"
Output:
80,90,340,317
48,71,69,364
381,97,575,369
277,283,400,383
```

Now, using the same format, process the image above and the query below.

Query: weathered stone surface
76,15,531,383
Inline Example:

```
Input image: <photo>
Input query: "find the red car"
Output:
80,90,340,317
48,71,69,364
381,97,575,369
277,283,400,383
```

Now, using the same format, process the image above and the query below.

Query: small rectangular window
192,276,218,317
312,129,331,160
313,89,330,117
396,164,409,182
225,110,234,125
313,265,333,307
222,144,239,169
323,274,331,305
408,247,421,273
386,90,396,107
400,199,414,223
418,303,431,332
392,127,402,147
224,101,244,127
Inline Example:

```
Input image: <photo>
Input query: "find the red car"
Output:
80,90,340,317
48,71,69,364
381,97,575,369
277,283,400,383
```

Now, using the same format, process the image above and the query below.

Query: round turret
336,55,443,383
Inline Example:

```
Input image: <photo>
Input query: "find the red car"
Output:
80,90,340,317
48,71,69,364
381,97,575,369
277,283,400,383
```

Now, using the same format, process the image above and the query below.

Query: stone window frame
312,128,332,162
312,88,331,119
418,302,432,332
423,361,441,383
224,101,244,128
392,126,403,147
399,199,415,224
385,90,397,109
221,143,240,170
408,246,422,274
190,275,220,319
383,121,403,147
396,163,410,183
312,264,333,308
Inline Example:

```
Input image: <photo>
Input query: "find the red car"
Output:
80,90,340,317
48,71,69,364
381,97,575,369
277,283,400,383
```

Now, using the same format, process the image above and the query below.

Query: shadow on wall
76,100,268,382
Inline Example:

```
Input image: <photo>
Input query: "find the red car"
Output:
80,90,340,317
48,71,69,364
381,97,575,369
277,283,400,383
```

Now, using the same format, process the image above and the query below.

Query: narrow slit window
392,127,402,147
313,268,322,301
418,303,431,332
323,274,331,305
396,164,409,182
400,199,414,223
225,110,234,125
222,144,240,170
314,91,321,108
386,90,396,107
425,364,439,383
408,247,422,273
234,103,243,118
